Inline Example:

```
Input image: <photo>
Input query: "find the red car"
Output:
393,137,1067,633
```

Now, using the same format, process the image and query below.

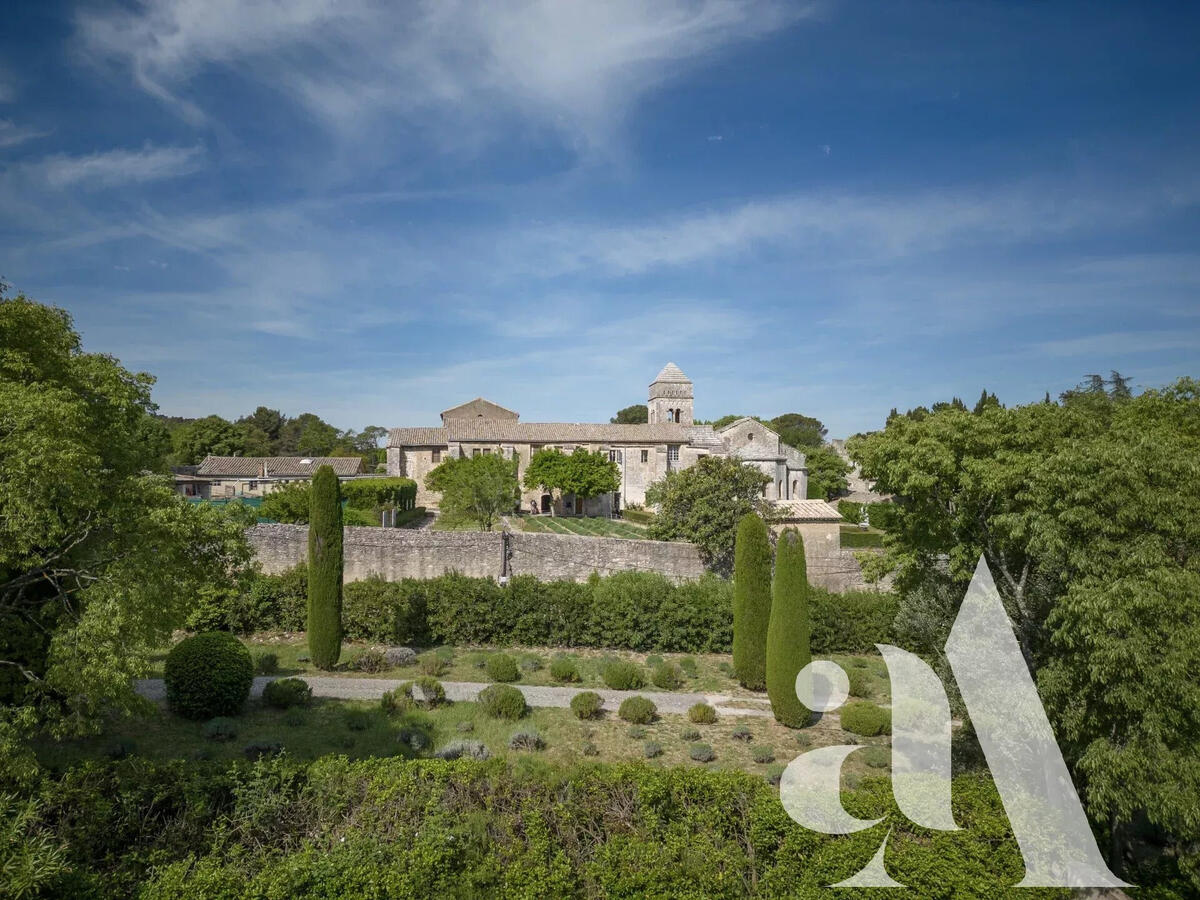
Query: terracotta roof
650,362,691,384
196,456,365,477
389,420,716,447
441,397,520,422
771,499,844,522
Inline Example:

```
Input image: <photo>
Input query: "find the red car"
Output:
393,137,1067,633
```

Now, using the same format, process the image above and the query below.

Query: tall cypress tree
767,528,811,726
307,465,343,669
732,512,772,691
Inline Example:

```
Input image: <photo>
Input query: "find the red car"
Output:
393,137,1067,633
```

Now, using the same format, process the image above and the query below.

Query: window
472,448,481,457
748,432,754,441
640,449,649,463
482,447,492,455
668,445,680,462
666,409,675,422
431,449,441,463
609,449,622,463
248,481,257,491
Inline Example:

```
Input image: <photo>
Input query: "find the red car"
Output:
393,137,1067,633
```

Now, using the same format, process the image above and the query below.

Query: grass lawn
840,524,885,549
37,692,890,788
147,636,894,705
515,514,650,540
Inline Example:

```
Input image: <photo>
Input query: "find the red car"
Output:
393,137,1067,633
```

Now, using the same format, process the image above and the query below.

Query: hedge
307,466,343,669
766,529,810,727
19,757,1076,898
840,528,884,549
163,632,253,720
340,477,418,511
837,500,898,531
732,513,772,691
198,570,895,655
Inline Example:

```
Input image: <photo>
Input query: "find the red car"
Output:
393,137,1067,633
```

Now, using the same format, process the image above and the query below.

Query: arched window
675,408,682,421
667,409,675,422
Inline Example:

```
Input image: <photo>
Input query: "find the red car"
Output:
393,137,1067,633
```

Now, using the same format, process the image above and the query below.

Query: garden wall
247,524,707,584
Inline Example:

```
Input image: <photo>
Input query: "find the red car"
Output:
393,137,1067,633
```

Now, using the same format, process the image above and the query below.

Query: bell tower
648,362,693,425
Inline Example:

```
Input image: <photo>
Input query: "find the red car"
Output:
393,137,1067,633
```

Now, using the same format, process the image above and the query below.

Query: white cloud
75,0,804,151
34,144,204,189
1034,330,1200,358
0,119,50,149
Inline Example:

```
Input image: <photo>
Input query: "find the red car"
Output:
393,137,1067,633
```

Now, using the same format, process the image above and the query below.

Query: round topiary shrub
847,669,873,699
731,725,753,742
601,660,644,690
643,741,663,759
618,696,656,724
384,646,417,667
681,727,701,741
508,729,545,751
262,677,312,710
570,691,604,720
381,678,445,714
478,684,526,720
253,652,279,675
436,739,490,760
164,632,254,720
549,657,580,683
678,657,698,677
651,662,683,690
752,745,775,764
689,743,716,762
840,701,892,737
419,655,448,677
486,653,520,683
202,717,238,742
860,745,890,769
353,649,388,673
688,702,717,724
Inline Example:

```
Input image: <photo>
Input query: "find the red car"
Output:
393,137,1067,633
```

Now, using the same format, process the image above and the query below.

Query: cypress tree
732,512,772,691
307,465,343,669
766,528,810,726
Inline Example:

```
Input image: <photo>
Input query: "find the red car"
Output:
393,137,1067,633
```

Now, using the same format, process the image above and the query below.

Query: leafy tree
171,415,245,465
307,466,343,669
0,295,252,738
803,445,851,500
610,404,648,424
258,481,312,524
235,422,274,457
732,512,772,691
769,413,827,449
766,528,810,726
237,406,286,445
426,454,519,531
524,447,618,514
645,456,771,576
523,449,567,514
278,412,340,455
972,389,1001,414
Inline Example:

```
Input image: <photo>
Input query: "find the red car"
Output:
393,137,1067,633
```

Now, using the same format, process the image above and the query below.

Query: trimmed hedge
164,632,253,720
618,696,656,724
601,660,644,690
840,700,892,736
766,529,810,727
307,466,343,669
261,678,312,710
837,500,898,531
733,513,772,691
688,703,717,724
570,691,604,720
340,477,418,511
478,684,527,720
485,653,520,683
840,528,884,549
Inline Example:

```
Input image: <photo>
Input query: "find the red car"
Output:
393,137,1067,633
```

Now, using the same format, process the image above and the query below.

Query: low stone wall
247,524,706,584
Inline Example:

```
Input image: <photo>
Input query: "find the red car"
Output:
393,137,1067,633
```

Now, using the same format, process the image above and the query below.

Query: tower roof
650,362,691,384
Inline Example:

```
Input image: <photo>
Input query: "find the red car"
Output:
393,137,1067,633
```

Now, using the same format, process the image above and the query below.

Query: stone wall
246,524,706,584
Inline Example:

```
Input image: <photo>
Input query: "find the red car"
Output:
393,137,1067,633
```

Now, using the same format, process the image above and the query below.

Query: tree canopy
610,404,648,424
523,448,619,511
426,453,520,531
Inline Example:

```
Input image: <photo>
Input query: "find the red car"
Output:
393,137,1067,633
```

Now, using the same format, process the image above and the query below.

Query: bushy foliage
733,513,772,691
766,528,810,727
485,653,520,683
549,657,580,682
731,725,753,742
836,500,898,531
840,701,892,736
651,661,683,690
752,746,775,764
570,691,604,720
809,588,896,653
688,743,716,762
340,477,418,511
425,454,520,531
688,703,717,724
601,660,644,690
380,678,445,714
253,651,279,675
508,729,545,751
261,678,312,710
202,717,238,742
478,684,526,720
617,697,656,724
306,466,343,669
343,577,429,645
164,632,254,720
384,646,417,667
352,649,387,673
643,741,663,759
681,727,701,741
435,740,490,761
847,668,873,698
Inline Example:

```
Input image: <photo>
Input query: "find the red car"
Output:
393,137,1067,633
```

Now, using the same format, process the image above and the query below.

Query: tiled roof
196,456,365,477
651,362,691,384
389,420,715,447
441,397,520,421
771,499,844,522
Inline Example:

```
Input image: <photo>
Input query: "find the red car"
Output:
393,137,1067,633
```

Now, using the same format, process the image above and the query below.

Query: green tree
610,404,648,424
732,512,772,691
237,406,286,447
426,454,519,531
171,415,245,464
522,447,617,514
769,412,827,449
803,445,851,500
972,389,1001,414
0,295,252,738
766,528,810,726
235,422,274,457
523,448,567,515
257,481,312,523
645,456,771,576
306,465,343,669
278,412,340,455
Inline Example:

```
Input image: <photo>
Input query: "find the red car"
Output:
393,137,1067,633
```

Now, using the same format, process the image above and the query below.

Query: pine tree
307,465,343,669
733,512,773,691
766,528,810,726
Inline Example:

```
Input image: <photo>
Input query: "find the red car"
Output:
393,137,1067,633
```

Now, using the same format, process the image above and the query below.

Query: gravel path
135,676,776,718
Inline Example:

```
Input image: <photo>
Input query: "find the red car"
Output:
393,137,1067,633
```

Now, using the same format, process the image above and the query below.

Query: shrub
688,703,717,724
840,701,892,736
344,578,428,645
307,466,344,669
398,727,430,752
508,730,545,751
732,725,753,742
413,677,446,707
752,746,775,764
385,646,417,667
202,717,238,742
380,686,412,715
283,709,306,727
261,678,312,710
242,740,282,761
847,669,873,698
570,691,604,720
486,653,520,683
766,528,811,727
809,589,897,654
478,684,526,720
645,654,664,667
519,655,543,672
549,657,580,683
651,662,683,690
419,655,448,677
341,476,418,511
581,741,599,756
678,657,698,677
861,746,890,769
681,727,701,741
435,740,490,761
344,709,371,732
627,725,647,740
164,632,254,720
353,649,388,673
601,660,643,690
733,513,772,691
689,743,716,762
618,696,656,724
643,741,663,759
253,652,279,675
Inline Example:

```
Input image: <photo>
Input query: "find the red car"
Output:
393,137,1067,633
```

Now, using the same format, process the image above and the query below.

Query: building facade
387,364,809,514
175,455,366,500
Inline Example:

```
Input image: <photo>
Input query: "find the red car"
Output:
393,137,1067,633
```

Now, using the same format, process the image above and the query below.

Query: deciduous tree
427,454,519,531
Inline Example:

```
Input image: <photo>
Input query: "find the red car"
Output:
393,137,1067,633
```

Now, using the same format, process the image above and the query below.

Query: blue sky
2,1,1198,437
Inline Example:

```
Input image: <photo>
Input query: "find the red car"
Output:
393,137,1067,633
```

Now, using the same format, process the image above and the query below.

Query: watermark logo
779,556,1129,889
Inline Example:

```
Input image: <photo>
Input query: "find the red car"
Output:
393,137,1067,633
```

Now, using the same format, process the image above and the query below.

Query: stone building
175,455,366,499
387,363,810,515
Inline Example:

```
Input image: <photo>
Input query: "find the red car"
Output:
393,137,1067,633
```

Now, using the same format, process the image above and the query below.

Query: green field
517,514,650,539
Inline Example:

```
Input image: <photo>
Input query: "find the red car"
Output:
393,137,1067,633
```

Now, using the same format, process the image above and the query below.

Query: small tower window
667,409,675,422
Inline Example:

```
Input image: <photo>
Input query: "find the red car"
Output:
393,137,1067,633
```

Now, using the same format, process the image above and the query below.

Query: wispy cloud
0,119,49,148
32,144,204,189
1034,330,1200,358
